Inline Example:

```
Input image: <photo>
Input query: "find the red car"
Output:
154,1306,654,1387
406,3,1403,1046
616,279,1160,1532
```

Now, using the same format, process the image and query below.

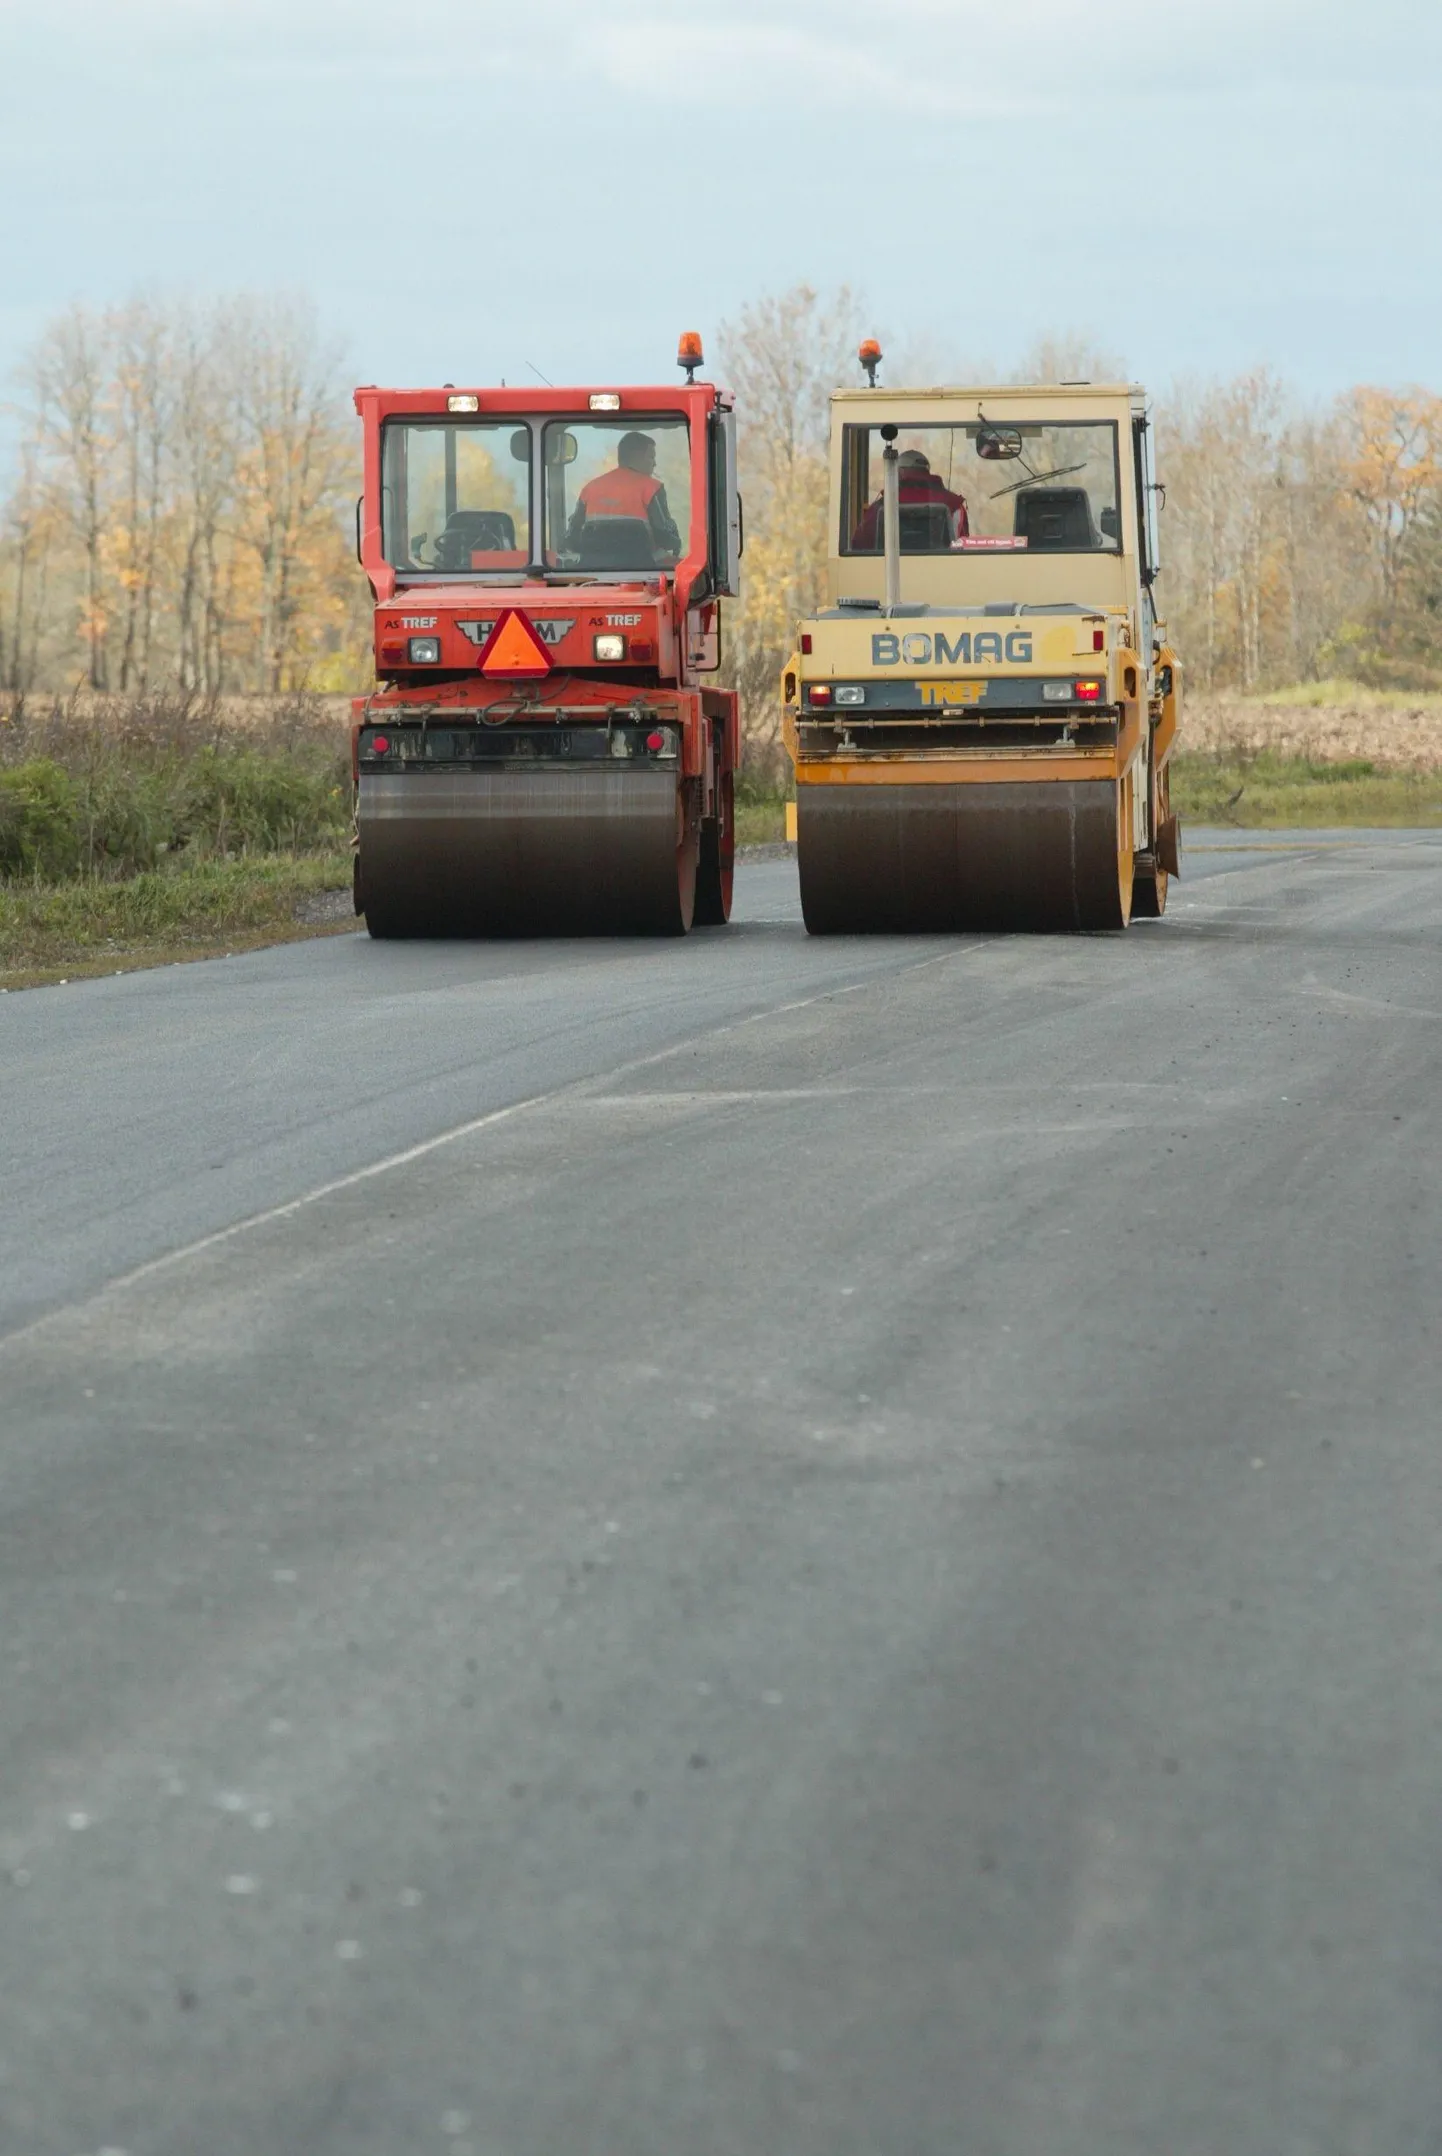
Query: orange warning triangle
478,607,552,679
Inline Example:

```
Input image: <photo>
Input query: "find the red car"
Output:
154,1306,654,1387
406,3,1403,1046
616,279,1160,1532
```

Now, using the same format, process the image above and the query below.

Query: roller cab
352,349,742,936
784,373,1181,932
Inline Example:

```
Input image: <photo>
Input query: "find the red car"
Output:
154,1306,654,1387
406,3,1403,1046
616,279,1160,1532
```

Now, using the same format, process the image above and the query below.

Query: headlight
1042,681,1072,701
835,685,866,706
408,637,441,664
594,633,626,662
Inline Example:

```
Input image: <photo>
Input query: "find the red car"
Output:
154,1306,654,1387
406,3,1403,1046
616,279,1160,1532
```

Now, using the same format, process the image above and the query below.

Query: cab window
381,422,530,572
840,421,1122,556
544,418,691,572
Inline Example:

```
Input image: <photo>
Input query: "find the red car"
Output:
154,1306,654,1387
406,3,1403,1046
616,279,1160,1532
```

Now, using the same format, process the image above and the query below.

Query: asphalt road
3,830,1439,2156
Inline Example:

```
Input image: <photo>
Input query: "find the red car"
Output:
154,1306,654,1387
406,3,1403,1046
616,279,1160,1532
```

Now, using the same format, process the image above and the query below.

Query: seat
855,503,954,554
1014,488,1097,550
576,516,656,570
433,511,517,570
898,503,954,553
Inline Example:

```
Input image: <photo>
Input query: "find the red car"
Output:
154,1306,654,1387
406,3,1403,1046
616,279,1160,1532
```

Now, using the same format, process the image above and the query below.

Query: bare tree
31,306,115,688
111,298,173,692
170,302,251,694
1,421,54,697
232,297,352,691
1011,331,1128,385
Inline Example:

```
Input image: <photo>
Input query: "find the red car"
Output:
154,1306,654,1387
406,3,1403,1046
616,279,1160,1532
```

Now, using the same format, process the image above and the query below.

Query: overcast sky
0,0,1437,434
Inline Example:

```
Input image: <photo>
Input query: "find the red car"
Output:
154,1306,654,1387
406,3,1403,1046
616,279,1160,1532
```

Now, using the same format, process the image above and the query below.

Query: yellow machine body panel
784,381,1181,932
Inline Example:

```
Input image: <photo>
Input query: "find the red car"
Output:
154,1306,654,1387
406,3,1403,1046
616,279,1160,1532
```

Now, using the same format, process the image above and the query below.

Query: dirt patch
293,885,357,926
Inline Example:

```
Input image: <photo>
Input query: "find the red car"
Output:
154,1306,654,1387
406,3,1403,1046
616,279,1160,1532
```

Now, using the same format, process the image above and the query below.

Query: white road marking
0,945,981,1349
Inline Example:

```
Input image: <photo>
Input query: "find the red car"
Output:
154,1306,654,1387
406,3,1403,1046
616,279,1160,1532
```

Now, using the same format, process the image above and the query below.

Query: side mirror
975,424,1022,462
547,431,578,467
510,429,529,462
1099,506,1118,540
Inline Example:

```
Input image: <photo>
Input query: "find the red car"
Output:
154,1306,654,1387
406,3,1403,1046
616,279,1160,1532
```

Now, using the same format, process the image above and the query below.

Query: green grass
731,755,1442,842
8,754,1433,990
1171,750,1442,827
0,851,353,990
735,792,789,847
1256,679,1442,710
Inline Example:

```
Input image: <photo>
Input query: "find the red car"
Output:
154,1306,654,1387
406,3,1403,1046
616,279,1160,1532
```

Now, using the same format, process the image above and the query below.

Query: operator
852,447,970,549
567,431,683,559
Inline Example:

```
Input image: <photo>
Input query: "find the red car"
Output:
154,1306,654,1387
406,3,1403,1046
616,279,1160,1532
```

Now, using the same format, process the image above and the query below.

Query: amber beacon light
677,331,704,382
859,338,883,386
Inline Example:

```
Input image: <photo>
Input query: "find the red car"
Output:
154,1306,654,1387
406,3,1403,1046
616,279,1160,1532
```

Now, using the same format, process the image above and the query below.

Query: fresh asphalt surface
2,830,1439,2155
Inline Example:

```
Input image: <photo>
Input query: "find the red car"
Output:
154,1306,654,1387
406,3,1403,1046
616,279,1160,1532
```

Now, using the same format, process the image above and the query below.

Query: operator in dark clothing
852,448,970,549
566,432,683,560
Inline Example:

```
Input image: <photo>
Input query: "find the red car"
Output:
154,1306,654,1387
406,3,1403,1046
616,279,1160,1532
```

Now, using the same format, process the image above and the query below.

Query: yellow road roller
782,352,1181,931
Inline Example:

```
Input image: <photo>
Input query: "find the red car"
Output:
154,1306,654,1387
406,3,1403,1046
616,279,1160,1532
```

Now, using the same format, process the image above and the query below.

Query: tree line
1,296,365,699
4,286,1440,743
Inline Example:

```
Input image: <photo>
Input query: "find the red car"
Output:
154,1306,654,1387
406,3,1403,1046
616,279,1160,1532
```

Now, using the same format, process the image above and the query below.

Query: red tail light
372,734,390,754
645,730,665,751
1093,628,1105,652
379,639,406,665
1074,680,1102,702
801,634,813,654
809,684,832,704
631,641,656,662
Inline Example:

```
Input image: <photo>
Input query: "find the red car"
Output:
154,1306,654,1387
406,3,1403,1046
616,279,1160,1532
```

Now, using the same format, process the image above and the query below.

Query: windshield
382,421,530,572
841,421,1121,556
544,418,690,572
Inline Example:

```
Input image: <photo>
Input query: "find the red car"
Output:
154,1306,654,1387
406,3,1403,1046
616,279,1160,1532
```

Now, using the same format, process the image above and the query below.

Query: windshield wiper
989,461,1088,500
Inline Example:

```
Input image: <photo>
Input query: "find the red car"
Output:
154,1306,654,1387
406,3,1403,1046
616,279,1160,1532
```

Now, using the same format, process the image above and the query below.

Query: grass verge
8,749,1436,991
735,794,789,847
0,851,353,991
735,755,1442,844
1170,751,1442,827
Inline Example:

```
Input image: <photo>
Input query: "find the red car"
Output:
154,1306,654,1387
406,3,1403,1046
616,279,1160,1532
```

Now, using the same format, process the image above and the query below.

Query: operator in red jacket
852,448,970,550
567,432,683,560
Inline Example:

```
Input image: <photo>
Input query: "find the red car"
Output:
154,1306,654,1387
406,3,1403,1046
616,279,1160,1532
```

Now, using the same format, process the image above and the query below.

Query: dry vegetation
0,688,349,876
0,689,351,986
1184,687,1442,767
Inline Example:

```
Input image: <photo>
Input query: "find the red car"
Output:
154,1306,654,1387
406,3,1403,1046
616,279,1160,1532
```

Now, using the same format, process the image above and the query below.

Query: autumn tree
110,299,173,693
716,284,868,769
0,293,368,700
1339,388,1442,638
231,298,356,692
0,429,55,697
29,307,113,688
1155,374,1379,692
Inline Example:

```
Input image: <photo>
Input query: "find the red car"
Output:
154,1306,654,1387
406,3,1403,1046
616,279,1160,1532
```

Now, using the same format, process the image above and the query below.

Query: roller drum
797,779,1130,933
359,767,695,936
